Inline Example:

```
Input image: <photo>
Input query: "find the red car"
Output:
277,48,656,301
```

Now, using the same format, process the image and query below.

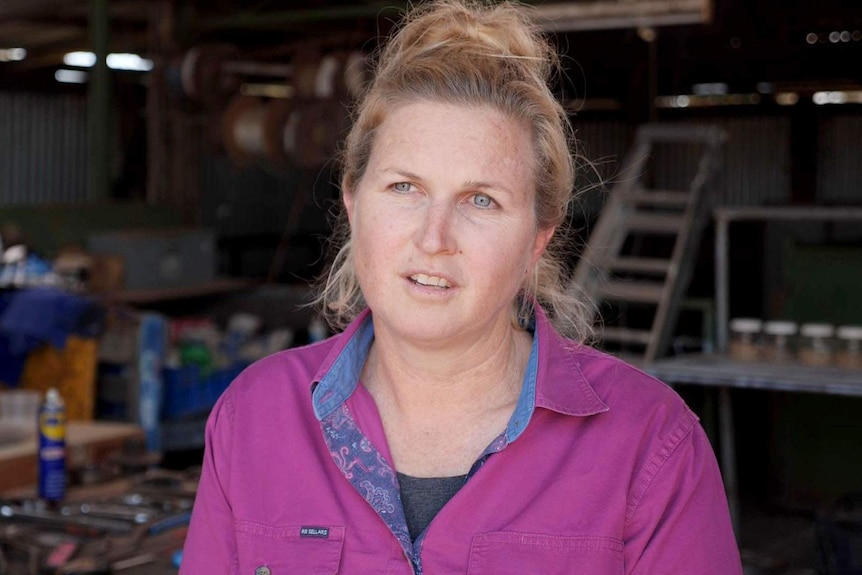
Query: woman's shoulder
579,346,683,396
582,348,689,411
557,341,698,428
539,313,693,425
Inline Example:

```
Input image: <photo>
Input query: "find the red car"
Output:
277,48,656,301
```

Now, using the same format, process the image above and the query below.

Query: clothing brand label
300,526,330,538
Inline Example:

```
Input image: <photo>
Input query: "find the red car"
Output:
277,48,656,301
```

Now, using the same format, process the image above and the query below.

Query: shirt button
255,566,271,575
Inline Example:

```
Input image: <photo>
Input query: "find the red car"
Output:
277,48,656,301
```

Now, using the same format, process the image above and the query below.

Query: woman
181,1,742,573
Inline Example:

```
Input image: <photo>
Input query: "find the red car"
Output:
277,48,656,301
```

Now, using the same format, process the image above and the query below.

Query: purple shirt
181,308,742,574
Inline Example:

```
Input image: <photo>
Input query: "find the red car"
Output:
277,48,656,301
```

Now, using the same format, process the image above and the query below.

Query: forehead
368,100,535,181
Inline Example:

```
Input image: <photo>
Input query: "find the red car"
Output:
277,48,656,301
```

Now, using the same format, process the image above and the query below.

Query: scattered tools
0,525,41,575
0,504,133,536
62,503,153,525
0,470,196,574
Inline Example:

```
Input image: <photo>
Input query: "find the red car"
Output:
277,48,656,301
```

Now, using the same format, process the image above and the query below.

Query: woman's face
344,101,554,348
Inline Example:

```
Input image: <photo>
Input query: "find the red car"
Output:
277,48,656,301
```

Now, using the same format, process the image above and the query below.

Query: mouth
409,273,452,289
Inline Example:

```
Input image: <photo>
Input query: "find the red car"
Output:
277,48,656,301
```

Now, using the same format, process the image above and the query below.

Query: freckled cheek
355,216,403,266
370,207,413,237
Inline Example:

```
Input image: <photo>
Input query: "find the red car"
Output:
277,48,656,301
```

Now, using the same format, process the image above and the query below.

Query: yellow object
39,411,66,441
20,336,97,421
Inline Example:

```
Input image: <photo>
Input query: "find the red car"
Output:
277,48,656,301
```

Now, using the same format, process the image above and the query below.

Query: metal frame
715,206,862,353
572,123,726,362
649,205,862,537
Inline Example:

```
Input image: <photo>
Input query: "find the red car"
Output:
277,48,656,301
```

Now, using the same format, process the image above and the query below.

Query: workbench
0,421,143,493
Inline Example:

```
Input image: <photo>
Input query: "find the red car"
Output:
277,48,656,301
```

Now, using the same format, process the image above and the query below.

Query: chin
400,319,461,343
379,309,464,343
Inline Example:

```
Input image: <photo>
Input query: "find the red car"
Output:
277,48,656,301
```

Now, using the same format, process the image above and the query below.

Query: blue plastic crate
162,362,248,420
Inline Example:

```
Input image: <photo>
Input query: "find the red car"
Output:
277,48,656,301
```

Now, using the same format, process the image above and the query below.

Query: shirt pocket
467,532,624,575
235,521,345,575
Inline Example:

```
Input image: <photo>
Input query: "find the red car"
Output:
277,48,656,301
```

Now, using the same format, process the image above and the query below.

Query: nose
414,201,457,255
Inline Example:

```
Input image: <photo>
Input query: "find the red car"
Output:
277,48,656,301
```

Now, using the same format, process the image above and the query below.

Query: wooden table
0,421,143,493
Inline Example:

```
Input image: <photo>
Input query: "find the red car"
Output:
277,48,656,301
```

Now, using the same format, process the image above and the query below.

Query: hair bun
376,0,554,86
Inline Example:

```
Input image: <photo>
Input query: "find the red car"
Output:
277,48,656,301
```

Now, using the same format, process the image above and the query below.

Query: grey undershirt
397,472,467,542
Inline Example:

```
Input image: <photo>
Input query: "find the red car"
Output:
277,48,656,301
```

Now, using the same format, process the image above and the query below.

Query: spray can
38,388,67,503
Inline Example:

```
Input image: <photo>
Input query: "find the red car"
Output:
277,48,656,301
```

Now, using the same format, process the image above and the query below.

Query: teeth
411,273,450,288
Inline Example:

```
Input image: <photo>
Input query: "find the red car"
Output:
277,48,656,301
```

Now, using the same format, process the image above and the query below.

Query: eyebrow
383,169,515,197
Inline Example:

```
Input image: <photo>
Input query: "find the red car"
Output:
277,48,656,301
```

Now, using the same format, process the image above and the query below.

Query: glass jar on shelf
728,318,763,361
761,320,798,363
835,325,862,370
798,323,835,367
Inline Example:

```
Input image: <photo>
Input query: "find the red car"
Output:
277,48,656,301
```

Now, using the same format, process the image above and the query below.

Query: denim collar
311,307,607,433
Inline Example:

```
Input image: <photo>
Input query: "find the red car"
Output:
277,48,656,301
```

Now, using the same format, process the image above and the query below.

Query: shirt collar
504,307,608,442
312,308,375,420
311,306,608,425
531,306,609,418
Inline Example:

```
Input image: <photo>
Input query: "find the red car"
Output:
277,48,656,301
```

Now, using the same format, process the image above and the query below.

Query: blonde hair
316,0,593,342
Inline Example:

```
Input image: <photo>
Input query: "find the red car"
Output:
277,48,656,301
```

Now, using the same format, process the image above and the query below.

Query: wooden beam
0,21,84,47
10,30,149,71
0,0,78,20
535,0,712,32
0,0,148,21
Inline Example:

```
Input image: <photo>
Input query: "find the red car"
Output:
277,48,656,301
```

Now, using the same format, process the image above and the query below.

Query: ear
530,226,555,265
342,182,355,225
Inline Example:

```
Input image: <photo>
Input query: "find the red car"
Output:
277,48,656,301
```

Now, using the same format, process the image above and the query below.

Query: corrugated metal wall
571,116,794,219
0,89,857,214
571,119,632,218
706,117,792,207
0,91,88,204
818,115,862,204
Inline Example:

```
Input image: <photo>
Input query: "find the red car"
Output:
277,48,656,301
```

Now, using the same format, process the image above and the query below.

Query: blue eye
393,182,412,193
472,193,493,208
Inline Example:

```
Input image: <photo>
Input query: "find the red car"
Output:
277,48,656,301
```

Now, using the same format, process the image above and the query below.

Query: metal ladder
571,123,727,363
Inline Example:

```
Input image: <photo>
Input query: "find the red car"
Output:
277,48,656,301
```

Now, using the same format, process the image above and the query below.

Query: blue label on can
38,404,66,501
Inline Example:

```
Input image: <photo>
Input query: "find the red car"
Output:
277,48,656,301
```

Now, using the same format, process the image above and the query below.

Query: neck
363,321,531,418
362,317,534,476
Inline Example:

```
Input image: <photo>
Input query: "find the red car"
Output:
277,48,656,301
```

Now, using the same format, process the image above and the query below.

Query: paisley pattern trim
320,403,416,567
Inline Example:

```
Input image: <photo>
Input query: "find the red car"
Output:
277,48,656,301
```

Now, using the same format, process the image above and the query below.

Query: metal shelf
647,354,862,397
671,205,862,538
714,206,862,352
